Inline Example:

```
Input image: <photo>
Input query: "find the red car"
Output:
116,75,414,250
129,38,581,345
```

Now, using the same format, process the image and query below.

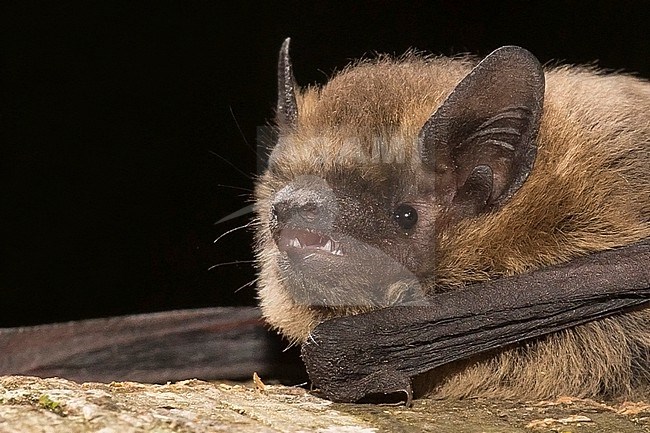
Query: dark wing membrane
0,307,304,384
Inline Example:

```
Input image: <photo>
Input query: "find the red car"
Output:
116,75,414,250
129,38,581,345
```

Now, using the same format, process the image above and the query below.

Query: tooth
323,240,333,252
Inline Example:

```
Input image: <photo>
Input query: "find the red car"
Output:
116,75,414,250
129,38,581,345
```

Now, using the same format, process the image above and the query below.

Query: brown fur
254,53,650,399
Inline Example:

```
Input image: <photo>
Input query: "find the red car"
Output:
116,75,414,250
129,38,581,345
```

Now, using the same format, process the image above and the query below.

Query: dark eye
393,204,418,231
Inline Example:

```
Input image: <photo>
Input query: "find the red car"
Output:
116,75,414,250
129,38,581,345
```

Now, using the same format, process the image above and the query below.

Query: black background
2,1,648,327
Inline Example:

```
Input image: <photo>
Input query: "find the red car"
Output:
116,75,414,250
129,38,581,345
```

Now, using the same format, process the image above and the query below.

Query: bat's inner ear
419,46,545,214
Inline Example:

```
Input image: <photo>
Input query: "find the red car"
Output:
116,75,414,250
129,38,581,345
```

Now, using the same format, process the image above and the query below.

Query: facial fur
253,41,650,399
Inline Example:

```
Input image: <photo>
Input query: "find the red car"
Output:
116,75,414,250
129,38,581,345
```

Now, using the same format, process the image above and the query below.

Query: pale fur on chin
254,53,650,398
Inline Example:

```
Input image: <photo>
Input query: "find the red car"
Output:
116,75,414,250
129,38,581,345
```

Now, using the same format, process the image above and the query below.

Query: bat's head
254,39,544,342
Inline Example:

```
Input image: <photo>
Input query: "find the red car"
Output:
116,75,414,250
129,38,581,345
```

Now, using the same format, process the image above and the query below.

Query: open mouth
277,228,344,256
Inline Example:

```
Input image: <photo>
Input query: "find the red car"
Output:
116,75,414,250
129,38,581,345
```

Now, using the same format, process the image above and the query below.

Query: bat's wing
0,307,304,383
301,239,650,403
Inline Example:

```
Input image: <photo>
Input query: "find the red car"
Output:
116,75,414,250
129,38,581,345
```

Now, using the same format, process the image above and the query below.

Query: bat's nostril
301,204,319,222
271,201,323,227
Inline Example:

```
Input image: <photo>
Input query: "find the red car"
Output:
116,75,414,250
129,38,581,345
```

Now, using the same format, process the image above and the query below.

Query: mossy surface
0,376,648,433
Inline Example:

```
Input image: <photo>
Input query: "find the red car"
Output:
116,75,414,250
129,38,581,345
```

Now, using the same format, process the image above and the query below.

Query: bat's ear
276,38,298,129
419,46,545,213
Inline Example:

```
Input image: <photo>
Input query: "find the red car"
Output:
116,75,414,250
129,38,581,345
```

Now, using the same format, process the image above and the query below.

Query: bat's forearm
301,239,650,403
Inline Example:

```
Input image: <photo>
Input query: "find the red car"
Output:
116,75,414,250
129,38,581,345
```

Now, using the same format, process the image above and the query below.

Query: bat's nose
269,175,337,234
271,201,321,227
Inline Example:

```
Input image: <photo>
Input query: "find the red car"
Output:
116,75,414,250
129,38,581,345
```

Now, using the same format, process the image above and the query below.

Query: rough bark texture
1,376,648,432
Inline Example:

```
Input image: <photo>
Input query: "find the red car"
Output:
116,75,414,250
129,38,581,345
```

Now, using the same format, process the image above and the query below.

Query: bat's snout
269,175,338,240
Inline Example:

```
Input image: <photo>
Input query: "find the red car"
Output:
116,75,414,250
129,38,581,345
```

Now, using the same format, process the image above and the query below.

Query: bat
0,39,646,402
254,39,650,403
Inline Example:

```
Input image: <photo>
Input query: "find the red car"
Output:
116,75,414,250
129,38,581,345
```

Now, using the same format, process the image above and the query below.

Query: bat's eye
393,204,418,231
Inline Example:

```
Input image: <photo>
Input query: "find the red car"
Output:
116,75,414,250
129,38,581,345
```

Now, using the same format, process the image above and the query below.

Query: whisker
208,150,253,180
213,221,253,245
234,277,258,293
216,183,253,193
283,340,298,351
207,259,256,271
229,106,257,155
307,333,319,346
215,204,255,224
